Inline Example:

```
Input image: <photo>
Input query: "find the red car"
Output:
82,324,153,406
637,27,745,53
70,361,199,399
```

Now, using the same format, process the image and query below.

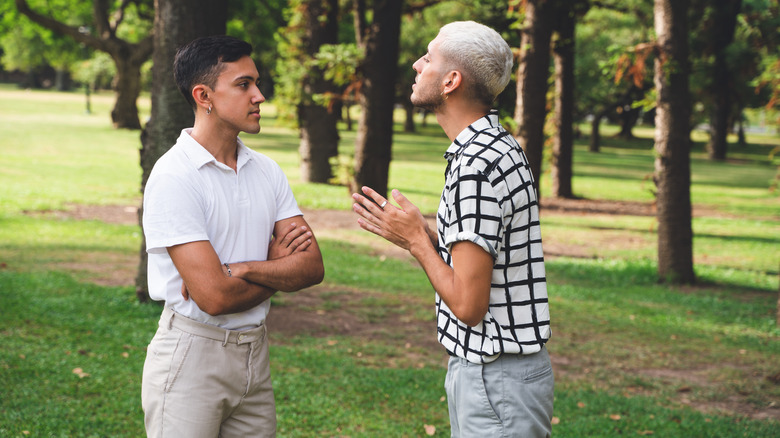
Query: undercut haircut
436,21,514,106
173,36,253,110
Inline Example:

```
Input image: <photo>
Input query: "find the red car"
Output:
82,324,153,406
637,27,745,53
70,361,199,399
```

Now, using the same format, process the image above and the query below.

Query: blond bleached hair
436,21,514,106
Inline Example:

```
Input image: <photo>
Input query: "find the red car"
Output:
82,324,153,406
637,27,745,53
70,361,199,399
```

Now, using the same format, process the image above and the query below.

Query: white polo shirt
143,129,302,330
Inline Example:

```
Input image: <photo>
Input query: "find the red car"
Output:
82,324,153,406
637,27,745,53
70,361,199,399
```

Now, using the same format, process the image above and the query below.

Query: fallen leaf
326,340,338,346
423,424,436,435
551,416,560,425
577,402,586,408
72,367,90,378
440,396,446,402
609,414,621,421
121,352,130,358
638,430,654,435
677,386,692,393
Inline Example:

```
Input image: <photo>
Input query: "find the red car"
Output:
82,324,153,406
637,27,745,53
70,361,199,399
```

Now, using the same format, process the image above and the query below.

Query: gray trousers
445,346,554,438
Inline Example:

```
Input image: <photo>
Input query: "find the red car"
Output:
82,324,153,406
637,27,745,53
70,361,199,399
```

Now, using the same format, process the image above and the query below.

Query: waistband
160,306,266,346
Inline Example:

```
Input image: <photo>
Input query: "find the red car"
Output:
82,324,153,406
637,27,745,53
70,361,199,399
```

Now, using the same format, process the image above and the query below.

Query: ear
191,84,211,113
442,71,462,94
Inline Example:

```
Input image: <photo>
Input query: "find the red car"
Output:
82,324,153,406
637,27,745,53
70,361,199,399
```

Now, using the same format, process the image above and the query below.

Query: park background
1,0,779,437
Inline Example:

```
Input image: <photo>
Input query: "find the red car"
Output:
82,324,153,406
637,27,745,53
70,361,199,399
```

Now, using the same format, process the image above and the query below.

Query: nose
412,57,423,73
253,86,266,104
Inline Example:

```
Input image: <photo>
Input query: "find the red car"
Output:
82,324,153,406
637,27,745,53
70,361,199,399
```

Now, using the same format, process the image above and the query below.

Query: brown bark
513,0,555,196
135,0,227,302
298,0,340,183
352,0,403,197
706,0,742,161
653,0,695,284
551,6,576,199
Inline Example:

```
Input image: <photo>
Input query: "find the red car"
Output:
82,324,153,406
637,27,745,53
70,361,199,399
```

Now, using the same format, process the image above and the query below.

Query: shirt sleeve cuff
444,231,498,259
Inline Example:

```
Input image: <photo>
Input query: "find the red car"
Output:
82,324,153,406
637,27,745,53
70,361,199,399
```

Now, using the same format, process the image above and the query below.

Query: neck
190,114,240,170
435,97,491,142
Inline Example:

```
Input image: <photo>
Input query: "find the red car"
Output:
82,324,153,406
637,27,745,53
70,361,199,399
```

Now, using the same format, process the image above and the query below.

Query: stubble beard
410,83,446,112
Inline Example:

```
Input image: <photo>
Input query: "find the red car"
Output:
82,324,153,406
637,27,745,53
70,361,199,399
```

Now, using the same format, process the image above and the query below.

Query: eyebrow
232,75,258,83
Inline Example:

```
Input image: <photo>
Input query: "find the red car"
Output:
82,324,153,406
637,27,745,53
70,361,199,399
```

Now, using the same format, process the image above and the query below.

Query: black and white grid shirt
436,110,551,364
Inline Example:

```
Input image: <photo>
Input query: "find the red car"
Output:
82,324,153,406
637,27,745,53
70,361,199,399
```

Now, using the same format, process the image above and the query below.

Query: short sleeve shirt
143,129,302,330
436,111,551,364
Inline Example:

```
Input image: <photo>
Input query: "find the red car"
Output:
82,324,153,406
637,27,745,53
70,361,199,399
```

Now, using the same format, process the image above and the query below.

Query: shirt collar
444,110,501,161
178,128,253,170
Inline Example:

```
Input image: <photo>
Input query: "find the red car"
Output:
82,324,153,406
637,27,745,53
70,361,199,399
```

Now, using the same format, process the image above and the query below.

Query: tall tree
135,0,227,302
513,0,555,195
298,0,341,183
653,0,695,284
699,0,743,161
550,1,585,198
352,0,403,197
14,0,154,129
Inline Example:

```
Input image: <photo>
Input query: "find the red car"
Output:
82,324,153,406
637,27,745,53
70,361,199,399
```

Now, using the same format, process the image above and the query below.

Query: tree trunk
136,0,227,302
403,99,416,133
706,0,742,161
653,0,695,284
551,5,576,198
298,0,340,183
513,0,555,196
352,0,403,197
111,53,144,129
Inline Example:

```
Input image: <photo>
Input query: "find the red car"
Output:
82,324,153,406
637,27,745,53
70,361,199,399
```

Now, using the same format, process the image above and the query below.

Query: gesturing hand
351,186,431,253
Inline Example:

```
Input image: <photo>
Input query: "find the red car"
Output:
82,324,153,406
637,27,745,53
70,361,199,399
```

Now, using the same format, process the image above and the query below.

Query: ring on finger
380,200,387,209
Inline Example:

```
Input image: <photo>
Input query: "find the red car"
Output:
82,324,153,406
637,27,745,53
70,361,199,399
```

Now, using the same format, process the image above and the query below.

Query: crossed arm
167,215,324,316
352,187,493,327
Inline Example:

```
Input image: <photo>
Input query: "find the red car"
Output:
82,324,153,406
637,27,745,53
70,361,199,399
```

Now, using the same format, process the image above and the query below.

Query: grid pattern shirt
436,111,551,364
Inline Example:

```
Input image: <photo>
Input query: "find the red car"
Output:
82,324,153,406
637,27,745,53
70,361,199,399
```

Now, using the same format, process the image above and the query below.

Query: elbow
294,262,325,291
454,304,488,327
198,302,224,317
195,293,232,316
312,262,325,285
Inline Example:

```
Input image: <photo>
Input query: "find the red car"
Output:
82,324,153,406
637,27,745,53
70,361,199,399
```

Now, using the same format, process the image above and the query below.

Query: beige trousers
142,307,276,437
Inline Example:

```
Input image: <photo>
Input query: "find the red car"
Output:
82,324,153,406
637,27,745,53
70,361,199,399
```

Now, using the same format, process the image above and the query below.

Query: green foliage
71,52,117,90
1,82,779,437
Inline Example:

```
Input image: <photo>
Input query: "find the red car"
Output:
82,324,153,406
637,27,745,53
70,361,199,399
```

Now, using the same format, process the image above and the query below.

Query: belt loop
222,330,229,347
167,309,174,330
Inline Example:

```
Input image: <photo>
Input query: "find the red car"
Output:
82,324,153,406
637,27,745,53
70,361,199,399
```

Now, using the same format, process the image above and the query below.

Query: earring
207,105,212,115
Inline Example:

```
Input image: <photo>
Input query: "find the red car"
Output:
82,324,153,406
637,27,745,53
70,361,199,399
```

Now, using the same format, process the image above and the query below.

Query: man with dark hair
352,22,554,437
141,35,324,437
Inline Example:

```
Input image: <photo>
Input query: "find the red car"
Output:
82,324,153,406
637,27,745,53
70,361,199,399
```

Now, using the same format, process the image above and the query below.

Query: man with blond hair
352,21,554,437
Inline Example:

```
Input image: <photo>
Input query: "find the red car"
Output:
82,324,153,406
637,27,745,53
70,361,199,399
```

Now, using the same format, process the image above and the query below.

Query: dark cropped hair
173,36,253,109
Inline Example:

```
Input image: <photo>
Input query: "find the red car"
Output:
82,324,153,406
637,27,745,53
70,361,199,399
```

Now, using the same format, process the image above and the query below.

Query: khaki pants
142,307,276,437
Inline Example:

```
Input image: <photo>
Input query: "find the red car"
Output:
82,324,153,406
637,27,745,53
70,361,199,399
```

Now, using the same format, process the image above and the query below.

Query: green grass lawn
1,85,779,436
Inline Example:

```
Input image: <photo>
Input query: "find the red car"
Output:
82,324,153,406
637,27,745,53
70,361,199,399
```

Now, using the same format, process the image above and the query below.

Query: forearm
212,277,277,315
230,250,324,292
410,240,491,327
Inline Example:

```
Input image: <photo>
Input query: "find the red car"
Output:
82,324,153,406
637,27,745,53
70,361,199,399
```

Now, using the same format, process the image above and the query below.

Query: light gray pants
445,347,554,438
142,307,276,437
